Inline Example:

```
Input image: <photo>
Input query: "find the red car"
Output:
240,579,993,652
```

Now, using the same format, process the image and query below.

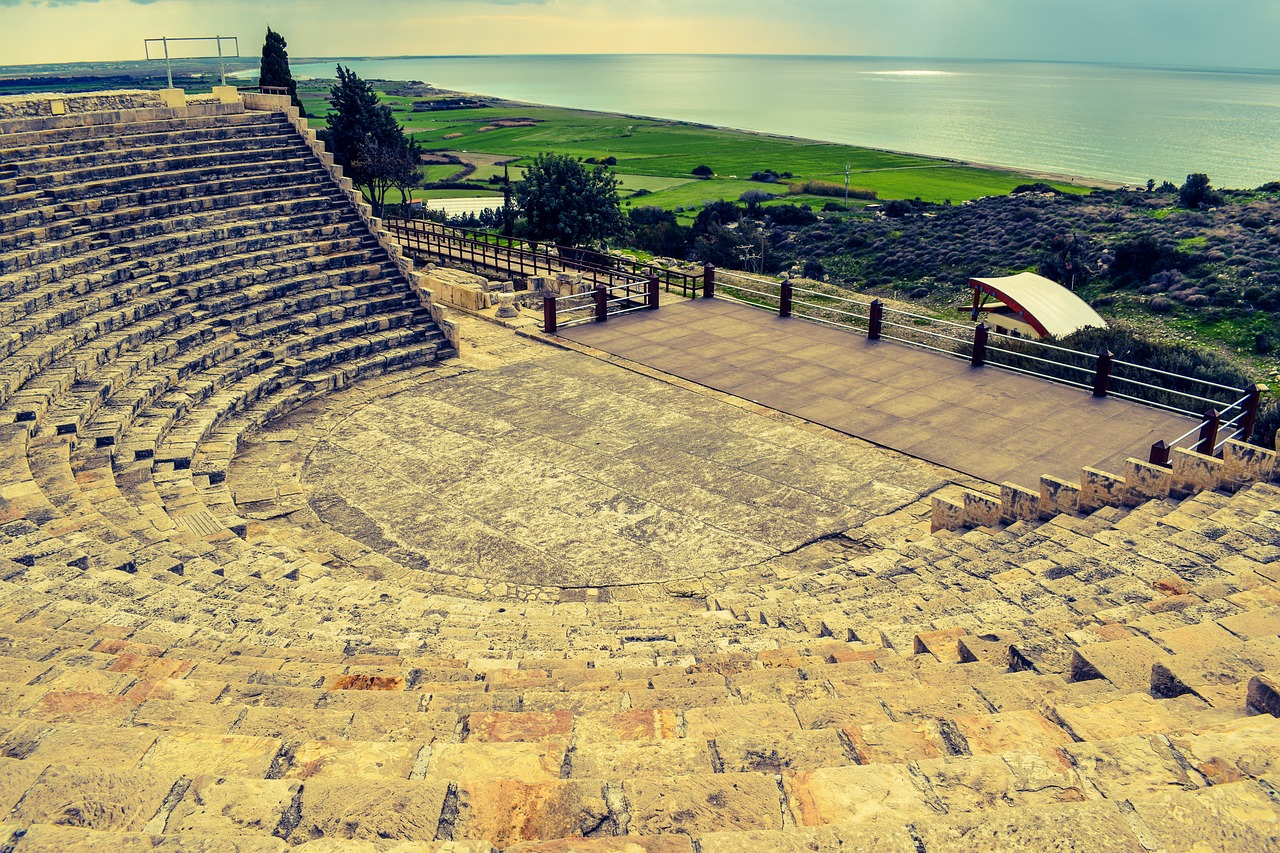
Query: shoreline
384,83,1126,192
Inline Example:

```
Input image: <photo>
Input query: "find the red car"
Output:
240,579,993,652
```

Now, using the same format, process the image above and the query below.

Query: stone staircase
0,94,1278,851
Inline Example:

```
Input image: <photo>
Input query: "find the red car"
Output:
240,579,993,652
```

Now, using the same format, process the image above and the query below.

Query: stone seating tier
1,98,1276,848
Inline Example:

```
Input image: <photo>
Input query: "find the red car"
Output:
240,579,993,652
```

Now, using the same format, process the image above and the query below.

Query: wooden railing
383,217,704,297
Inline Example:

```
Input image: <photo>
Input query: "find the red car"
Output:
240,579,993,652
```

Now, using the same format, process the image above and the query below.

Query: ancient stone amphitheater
0,90,1277,852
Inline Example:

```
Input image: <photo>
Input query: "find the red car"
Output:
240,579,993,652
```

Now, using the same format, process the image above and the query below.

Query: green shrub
790,180,877,200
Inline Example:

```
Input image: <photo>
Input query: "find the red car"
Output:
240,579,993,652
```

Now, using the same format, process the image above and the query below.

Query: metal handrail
880,319,967,347
791,298,865,321
1110,358,1247,394
985,345,1096,376
987,330,1099,358
984,361,1095,391
885,306,974,331
791,286,871,310
720,284,781,302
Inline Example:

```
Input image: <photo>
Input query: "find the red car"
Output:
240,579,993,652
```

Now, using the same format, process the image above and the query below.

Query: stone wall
0,90,165,120
243,94,461,351
932,437,1279,532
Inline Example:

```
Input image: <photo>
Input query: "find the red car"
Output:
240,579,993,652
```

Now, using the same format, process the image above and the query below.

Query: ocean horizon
277,54,1280,190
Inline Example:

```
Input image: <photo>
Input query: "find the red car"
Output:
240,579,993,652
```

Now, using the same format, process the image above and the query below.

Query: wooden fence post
1240,383,1265,442
594,285,608,323
647,276,660,311
1093,350,1113,397
971,323,989,366
868,299,883,340
543,295,557,334
779,277,792,318
1195,409,1220,456
1149,440,1170,467
703,264,715,299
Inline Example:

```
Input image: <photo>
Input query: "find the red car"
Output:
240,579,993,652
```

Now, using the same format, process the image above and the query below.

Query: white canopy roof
970,272,1107,338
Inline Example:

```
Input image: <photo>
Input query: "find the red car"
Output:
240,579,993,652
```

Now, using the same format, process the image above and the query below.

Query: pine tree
258,27,305,115
322,65,415,215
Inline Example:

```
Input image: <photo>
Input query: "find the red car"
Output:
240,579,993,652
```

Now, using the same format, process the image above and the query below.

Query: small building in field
969,271,1107,339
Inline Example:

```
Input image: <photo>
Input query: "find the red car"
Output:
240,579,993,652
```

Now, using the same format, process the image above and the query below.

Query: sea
281,55,1280,190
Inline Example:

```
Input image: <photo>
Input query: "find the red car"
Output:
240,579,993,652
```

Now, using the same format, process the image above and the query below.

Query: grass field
298,85,1098,208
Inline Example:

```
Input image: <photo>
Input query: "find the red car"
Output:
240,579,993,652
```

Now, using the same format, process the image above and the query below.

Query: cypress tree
258,27,305,114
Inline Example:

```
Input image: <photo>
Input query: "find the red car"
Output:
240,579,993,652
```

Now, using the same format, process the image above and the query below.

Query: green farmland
298,85,1099,211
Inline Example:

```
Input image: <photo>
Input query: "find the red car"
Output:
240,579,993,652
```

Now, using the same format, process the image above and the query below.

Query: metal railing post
1240,383,1265,442
647,275,660,310
1194,409,1220,456
779,277,792,318
971,323,989,366
1093,350,1113,397
703,264,715,299
594,285,608,323
868,299,883,340
1149,440,1171,467
543,294,557,334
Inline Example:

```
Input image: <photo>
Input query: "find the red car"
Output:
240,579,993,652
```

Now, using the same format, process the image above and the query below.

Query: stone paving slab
240,318,956,596
561,299,1197,488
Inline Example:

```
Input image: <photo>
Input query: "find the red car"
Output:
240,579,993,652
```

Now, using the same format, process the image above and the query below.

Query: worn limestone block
465,709,573,743
626,773,785,835
1057,693,1218,742
1130,779,1280,853
784,764,930,826
715,728,851,773
1,824,288,852
843,720,940,767
429,741,565,784
1168,714,1280,783
570,738,713,778
913,800,1145,852
286,777,449,844
23,690,139,726
0,756,48,812
504,837,693,853
1172,446,1226,491
1223,439,1277,482
952,710,1073,755
281,739,421,781
1125,456,1173,499
427,269,493,312
915,753,1052,813
450,778,611,847
573,709,679,744
962,489,1001,528
914,626,968,663
139,732,281,778
1218,606,1280,641
165,775,299,836
26,722,158,769
931,494,965,532
236,707,354,742
698,822,917,853
9,764,177,832
1039,474,1081,515
157,88,186,108
1080,466,1130,511
683,702,798,740
1069,635,1171,690
1000,481,1042,522
1064,734,1204,800
1248,674,1280,717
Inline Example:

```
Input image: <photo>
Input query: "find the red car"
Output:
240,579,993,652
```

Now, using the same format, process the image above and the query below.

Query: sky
3,0,1279,71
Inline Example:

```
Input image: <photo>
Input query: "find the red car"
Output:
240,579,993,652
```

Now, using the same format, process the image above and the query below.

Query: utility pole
844,162,851,210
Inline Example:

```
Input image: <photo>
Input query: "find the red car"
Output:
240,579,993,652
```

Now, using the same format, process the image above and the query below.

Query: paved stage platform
560,299,1196,488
